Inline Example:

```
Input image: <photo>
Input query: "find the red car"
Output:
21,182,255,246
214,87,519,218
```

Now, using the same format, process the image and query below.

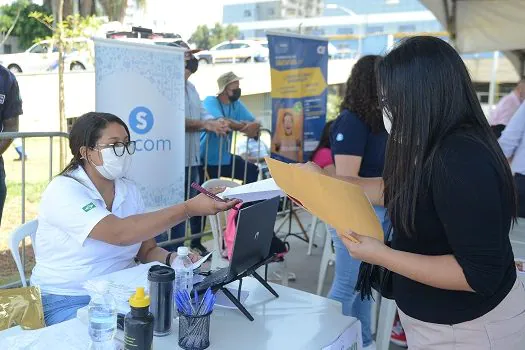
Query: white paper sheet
219,178,284,203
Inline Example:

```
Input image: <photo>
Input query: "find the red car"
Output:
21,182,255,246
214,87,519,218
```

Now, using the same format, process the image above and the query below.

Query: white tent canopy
420,0,525,77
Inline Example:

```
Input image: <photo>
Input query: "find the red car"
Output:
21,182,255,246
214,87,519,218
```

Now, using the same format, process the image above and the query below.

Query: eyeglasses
96,141,136,157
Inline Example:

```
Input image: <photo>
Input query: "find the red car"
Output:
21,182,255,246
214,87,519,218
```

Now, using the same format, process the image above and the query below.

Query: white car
195,40,269,64
0,38,94,74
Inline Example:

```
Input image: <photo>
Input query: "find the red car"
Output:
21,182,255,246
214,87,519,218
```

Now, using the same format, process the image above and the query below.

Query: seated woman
30,112,239,326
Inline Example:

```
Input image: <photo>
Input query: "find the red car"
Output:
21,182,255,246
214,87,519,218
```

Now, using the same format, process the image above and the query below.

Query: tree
0,0,52,49
29,11,101,168
189,23,240,50
189,25,210,50
98,0,146,22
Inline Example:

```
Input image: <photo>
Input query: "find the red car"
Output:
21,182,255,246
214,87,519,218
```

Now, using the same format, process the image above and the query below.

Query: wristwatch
165,252,173,267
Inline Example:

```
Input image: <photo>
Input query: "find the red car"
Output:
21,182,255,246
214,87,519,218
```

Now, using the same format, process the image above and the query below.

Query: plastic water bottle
88,290,117,350
173,246,194,295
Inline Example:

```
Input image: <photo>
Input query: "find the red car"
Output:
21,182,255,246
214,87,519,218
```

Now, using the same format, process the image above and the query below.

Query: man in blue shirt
0,65,22,226
201,71,260,183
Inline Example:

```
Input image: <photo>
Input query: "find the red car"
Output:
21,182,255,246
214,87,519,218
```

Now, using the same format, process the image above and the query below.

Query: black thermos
148,265,175,336
124,287,154,350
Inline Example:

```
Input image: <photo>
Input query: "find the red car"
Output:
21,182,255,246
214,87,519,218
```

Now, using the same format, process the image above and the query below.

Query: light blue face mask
91,147,132,180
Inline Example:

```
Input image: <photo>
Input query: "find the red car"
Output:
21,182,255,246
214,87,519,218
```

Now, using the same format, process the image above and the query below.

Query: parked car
195,40,269,64
0,38,93,74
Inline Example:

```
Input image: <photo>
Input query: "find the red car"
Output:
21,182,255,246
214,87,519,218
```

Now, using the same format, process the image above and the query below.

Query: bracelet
183,201,192,220
165,252,173,267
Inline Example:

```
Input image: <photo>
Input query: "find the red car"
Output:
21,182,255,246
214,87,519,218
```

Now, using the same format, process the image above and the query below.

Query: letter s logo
129,106,154,134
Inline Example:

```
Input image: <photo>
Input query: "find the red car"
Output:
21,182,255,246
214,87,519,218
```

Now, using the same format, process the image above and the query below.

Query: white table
0,263,361,350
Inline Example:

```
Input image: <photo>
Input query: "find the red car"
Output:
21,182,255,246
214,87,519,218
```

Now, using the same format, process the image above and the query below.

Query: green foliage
29,12,101,53
189,23,240,50
0,0,52,49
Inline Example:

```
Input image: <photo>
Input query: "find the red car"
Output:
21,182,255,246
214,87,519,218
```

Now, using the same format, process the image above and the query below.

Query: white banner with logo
94,38,185,211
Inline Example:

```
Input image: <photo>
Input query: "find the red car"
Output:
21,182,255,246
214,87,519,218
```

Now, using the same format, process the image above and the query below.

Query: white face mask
92,147,132,180
382,109,392,134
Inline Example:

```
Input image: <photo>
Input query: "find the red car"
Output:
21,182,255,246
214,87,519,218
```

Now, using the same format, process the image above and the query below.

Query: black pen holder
178,311,212,350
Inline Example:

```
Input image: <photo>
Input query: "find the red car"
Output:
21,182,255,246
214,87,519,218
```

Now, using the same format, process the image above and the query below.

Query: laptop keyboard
195,268,230,292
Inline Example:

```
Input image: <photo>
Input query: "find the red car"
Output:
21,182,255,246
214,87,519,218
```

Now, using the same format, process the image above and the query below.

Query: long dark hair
378,36,517,237
60,112,130,175
310,120,334,160
340,55,383,133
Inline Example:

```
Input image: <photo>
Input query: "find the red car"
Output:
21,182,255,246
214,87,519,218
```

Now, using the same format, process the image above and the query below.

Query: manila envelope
266,158,383,242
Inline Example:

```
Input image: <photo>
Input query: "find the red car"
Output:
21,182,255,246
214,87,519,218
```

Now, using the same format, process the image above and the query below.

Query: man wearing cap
164,40,229,255
0,65,22,226
201,71,260,184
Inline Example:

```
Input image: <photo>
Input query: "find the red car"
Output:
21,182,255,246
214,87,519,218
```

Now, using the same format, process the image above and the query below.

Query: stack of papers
219,178,284,203
266,158,383,241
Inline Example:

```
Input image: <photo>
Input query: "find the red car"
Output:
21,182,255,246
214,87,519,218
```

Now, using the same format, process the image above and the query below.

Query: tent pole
488,51,500,112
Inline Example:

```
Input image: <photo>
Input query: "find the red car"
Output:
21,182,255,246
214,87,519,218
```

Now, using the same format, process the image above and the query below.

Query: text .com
129,106,171,152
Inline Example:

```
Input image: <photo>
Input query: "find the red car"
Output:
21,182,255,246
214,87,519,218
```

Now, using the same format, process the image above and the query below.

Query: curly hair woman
327,55,394,349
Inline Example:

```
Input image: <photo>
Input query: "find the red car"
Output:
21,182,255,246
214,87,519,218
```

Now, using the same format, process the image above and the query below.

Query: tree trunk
62,0,74,17
99,0,129,22
57,0,67,169
79,0,94,17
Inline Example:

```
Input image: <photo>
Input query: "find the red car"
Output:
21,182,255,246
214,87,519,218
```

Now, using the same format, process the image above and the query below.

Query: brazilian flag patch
82,202,96,212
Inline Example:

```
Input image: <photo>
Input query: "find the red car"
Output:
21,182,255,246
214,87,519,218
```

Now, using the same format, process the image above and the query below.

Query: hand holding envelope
266,158,384,243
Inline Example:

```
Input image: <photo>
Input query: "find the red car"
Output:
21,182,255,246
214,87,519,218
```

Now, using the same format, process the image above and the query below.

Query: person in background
31,112,239,326
498,101,525,217
162,39,230,255
236,135,270,179
0,65,22,226
201,71,260,184
327,55,397,350
13,138,28,161
310,120,335,176
490,79,525,137
302,36,525,349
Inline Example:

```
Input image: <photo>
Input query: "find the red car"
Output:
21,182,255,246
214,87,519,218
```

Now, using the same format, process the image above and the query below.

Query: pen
191,182,240,211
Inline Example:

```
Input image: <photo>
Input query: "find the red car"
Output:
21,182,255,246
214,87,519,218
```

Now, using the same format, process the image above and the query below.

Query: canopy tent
420,0,525,77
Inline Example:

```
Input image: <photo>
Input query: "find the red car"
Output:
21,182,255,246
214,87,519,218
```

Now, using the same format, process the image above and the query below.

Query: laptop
194,196,280,293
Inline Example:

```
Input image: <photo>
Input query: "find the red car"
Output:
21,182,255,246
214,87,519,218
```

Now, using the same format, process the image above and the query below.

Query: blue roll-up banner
267,32,329,163
94,38,185,211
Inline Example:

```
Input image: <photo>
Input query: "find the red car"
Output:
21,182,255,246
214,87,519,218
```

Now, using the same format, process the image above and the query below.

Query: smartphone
191,182,240,211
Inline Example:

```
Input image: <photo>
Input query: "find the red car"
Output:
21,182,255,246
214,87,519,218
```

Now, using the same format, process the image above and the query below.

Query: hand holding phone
191,183,240,211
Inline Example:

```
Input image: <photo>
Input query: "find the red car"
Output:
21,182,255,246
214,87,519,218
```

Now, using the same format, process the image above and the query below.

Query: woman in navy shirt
328,55,395,349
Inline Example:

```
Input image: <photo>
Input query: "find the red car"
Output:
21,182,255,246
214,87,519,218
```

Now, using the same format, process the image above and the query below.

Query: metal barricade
0,131,69,289
0,128,275,286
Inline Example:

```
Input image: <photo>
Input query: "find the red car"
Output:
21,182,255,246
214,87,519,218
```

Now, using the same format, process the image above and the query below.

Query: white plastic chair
307,216,329,255
8,220,38,287
201,179,240,270
316,223,335,295
375,297,397,350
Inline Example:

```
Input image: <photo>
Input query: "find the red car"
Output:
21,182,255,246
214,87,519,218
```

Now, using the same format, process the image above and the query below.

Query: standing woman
327,55,392,350
305,36,525,349
31,112,239,326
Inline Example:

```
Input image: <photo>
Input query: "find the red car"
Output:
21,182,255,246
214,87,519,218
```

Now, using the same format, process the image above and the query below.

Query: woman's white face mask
92,147,131,180
382,108,392,134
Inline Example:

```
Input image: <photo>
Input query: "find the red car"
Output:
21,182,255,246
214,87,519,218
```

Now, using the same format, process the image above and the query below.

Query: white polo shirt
31,167,144,296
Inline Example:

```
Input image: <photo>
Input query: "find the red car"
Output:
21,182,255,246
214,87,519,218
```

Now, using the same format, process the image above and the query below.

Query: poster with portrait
268,32,328,163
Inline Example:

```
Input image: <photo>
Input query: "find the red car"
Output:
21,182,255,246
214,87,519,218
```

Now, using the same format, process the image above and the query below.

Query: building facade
223,0,444,57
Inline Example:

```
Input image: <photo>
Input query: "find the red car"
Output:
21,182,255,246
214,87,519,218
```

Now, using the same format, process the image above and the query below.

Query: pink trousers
398,278,525,349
